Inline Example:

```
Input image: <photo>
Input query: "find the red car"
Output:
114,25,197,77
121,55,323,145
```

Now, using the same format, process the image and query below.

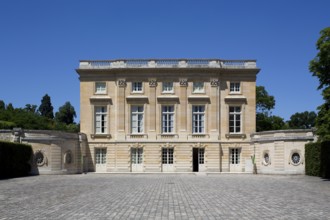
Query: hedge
0,141,33,178
305,141,330,178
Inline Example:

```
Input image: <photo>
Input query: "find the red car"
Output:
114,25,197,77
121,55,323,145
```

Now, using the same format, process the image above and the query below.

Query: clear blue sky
0,0,329,122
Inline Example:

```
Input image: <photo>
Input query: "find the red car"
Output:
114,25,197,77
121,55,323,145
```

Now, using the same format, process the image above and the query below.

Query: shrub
0,141,33,178
305,141,330,178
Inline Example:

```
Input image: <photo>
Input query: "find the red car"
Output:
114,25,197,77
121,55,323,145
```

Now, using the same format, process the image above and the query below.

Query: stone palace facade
76,59,315,174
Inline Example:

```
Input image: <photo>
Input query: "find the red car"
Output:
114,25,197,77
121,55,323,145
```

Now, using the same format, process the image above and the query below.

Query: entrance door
229,148,241,172
95,148,107,172
162,148,174,172
131,148,143,172
193,148,205,172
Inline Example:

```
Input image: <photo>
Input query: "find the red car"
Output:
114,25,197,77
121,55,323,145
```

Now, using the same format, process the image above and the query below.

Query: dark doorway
193,148,199,172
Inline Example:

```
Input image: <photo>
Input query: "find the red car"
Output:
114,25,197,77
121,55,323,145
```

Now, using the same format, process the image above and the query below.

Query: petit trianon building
0,59,315,174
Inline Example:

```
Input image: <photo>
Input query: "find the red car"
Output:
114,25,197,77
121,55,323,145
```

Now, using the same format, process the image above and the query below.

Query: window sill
91,134,111,139
189,134,210,139
225,133,246,139
129,134,148,139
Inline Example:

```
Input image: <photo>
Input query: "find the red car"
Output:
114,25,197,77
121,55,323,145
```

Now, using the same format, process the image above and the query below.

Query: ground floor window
95,148,106,164
198,148,205,164
230,148,240,164
162,148,174,164
131,148,143,164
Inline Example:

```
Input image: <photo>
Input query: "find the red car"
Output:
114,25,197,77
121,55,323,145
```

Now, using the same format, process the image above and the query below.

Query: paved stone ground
0,174,330,220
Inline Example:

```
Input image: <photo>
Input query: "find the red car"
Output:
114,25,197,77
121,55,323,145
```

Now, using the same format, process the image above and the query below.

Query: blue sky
0,0,329,122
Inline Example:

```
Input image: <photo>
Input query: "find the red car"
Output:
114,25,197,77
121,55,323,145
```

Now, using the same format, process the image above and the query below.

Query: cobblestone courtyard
0,174,330,220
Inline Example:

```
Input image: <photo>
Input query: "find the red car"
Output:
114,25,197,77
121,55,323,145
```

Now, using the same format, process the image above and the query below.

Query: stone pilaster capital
210,78,220,87
118,79,126,87
179,78,188,87
148,78,157,87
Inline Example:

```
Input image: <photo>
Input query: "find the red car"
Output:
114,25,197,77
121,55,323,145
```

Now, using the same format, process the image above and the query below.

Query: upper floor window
131,106,144,133
95,106,107,134
162,82,173,93
192,105,205,134
162,105,174,133
132,82,143,92
95,82,106,94
230,82,241,93
229,106,241,133
193,82,204,93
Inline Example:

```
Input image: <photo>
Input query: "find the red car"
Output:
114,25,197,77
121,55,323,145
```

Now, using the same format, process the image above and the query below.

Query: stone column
148,78,157,139
210,78,220,139
179,78,188,140
117,78,126,140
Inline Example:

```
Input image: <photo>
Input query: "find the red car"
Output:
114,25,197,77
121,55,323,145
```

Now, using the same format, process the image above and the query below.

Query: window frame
95,148,107,164
94,106,108,134
192,105,205,134
193,82,205,93
162,82,174,93
131,105,144,134
161,105,175,134
95,82,107,94
229,106,242,134
162,148,174,164
230,148,240,164
132,82,143,93
230,82,241,94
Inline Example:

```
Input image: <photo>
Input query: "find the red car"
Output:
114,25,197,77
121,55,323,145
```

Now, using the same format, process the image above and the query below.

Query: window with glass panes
95,82,106,94
198,148,205,164
162,148,173,164
131,106,144,133
95,106,107,134
162,82,173,93
132,82,143,92
162,106,174,133
230,82,240,93
193,82,204,93
95,148,106,164
229,106,241,133
192,105,205,133
230,148,240,164
131,148,143,164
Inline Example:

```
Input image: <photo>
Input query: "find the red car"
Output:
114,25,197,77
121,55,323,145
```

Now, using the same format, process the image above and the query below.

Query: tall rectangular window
230,82,240,93
198,148,205,164
192,105,205,133
162,148,174,164
162,82,173,93
131,148,143,164
95,82,106,94
193,82,204,93
229,106,241,133
132,82,143,92
162,105,174,133
95,106,107,134
230,148,240,164
95,148,106,164
131,106,144,133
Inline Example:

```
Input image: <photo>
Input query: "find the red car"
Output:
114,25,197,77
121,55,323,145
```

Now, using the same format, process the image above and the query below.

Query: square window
132,82,143,92
230,82,240,93
95,82,106,94
193,82,204,93
162,82,173,93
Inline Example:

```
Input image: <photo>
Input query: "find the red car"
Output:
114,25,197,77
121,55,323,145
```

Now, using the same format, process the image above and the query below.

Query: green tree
0,100,5,110
24,104,38,113
6,103,14,111
288,111,317,129
256,86,286,132
38,94,54,119
55,102,76,125
310,27,330,141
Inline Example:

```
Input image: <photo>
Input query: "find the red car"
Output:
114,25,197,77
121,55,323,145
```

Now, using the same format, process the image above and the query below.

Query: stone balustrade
79,59,257,69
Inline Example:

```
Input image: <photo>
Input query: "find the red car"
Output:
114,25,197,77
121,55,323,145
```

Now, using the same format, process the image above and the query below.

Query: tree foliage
256,86,286,132
38,94,54,119
288,111,316,129
55,102,77,125
0,96,79,132
310,27,330,141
